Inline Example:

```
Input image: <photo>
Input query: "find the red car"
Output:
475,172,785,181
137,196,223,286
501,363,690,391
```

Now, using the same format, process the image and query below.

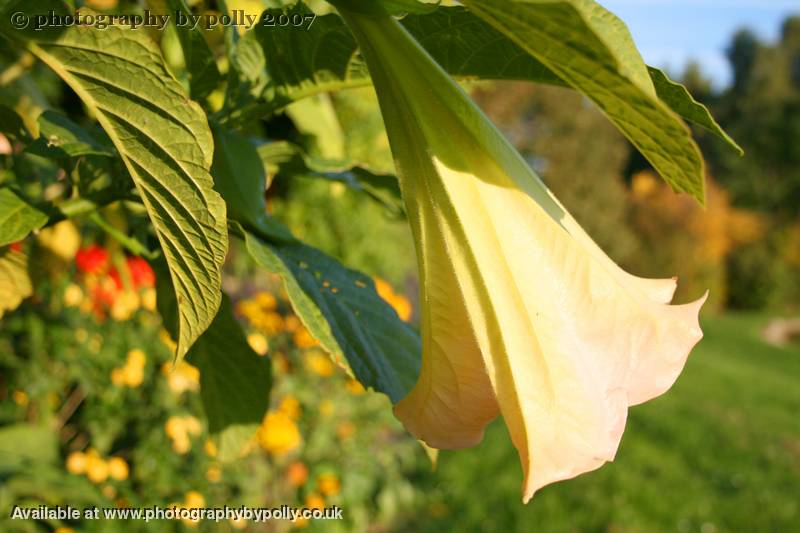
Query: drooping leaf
0,247,32,319
25,110,115,159
461,0,707,202
262,140,405,216
247,4,738,160
155,260,272,460
242,227,420,403
0,188,47,247
647,67,744,155
210,127,294,241
186,296,272,461
0,6,230,357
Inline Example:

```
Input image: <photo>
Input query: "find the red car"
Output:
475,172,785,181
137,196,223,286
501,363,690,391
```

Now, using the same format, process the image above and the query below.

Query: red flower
76,245,109,274
9,241,23,252
126,256,155,289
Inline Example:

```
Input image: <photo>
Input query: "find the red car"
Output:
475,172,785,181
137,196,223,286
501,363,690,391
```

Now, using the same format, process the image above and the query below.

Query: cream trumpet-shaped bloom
333,2,706,502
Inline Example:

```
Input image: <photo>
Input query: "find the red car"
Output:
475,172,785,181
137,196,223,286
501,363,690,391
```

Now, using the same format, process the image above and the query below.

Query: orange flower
285,461,309,487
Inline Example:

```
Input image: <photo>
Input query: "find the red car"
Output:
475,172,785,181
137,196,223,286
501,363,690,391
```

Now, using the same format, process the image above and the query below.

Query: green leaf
25,110,115,159
165,0,222,100
186,296,272,461
0,104,31,142
461,0,707,203
0,188,47,247
4,11,230,357
210,127,294,241
248,5,737,159
648,67,744,156
253,3,368,110
0,247,32,319
242,227,421,403
0,424,58,474
155,259,271,460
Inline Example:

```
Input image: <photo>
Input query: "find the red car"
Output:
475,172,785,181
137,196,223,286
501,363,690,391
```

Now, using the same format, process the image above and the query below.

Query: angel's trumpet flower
332,2,706,502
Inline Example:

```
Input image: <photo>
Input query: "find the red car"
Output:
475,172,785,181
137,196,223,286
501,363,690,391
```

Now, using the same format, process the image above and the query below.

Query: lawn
406,313,800,532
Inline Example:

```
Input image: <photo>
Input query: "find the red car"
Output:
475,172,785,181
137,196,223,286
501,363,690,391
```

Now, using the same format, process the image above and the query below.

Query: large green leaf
461,0,707,202
210,118,419,401
248,4,738,160
1,4,229,357
155,261,271,460
0,247,32,319
242,227,420,403
186,296,272,461
0,188,47,247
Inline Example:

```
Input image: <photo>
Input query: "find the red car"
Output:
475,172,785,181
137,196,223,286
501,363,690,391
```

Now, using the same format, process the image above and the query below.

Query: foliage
0,234,424,532
0,0,761,527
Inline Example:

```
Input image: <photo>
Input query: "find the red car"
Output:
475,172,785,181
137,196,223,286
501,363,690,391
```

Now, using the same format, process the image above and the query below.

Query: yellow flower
63,283,84,307
162,360,200,394
345,379,365,395
316,473,340,497
206,465,222,483
293,327,318,349
336,3,706,503
278,396,302,421
204,439,218,457
108,457,129,481
110,291,140,321
172,436,191,455
54,527,75,533
284,315,301,333
373,278,413,321
247,332,269,355
304,350,335,377
259,312,285,335
182,491,205,527
184,490,205,508
126,349,146,368
258,411,302,456
66,451,87,475
11,390,28,406
141,288,157,312
122,365,144,388
230,517,247,530
305,493,325,511
86,454,109,484
102,484,117,499
165,415,201,454
36,220,80,261
255,291,277,310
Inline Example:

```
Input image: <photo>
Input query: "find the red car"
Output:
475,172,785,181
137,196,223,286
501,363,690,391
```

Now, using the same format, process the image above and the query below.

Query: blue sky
601,0,800,88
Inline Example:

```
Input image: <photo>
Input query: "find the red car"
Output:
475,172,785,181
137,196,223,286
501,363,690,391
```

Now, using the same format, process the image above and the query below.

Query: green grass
406,313,800,532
